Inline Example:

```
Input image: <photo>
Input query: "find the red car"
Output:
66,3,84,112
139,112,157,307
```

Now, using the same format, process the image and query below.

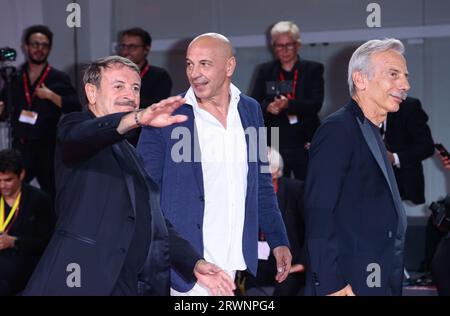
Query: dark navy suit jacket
304,100,407,296
24,111,200,295
138,93,289,292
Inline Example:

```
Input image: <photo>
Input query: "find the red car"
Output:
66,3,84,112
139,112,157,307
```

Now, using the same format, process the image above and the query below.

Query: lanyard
0,192,21,233
140,64,150,79
279,69,298,100
23,65,51,109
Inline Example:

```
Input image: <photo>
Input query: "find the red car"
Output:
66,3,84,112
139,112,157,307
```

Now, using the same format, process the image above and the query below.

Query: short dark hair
0,149,24,176
83,55,140,88
23,25,53,48
120,27,152,47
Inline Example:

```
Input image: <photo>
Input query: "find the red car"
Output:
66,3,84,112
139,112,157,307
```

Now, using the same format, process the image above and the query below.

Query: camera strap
279,69,298,100
22,65,51,109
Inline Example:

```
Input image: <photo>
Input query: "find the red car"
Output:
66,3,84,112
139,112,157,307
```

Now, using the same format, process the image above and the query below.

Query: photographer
0,25,81,199
251,21,324,181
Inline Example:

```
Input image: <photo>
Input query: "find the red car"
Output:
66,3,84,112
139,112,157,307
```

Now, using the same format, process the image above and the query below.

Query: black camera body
265,80,293,97
0,47,17,62
429,195,450,233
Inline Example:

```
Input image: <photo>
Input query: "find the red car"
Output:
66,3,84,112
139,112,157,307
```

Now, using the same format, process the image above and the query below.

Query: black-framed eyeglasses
273,42,297,51
28,41,50,49
116,43,145,52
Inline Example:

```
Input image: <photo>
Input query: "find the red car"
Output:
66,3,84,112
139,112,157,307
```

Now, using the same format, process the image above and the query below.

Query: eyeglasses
28,41,50,49
116,43,145,52
273,42,297,51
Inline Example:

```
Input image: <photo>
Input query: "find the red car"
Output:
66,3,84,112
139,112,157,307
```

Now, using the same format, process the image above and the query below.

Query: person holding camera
0,25,81,199
251,21,324,180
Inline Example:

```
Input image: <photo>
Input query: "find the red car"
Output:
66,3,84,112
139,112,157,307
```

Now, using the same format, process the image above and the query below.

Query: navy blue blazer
304,100,407,296
24,111,200,295
138,93,289,292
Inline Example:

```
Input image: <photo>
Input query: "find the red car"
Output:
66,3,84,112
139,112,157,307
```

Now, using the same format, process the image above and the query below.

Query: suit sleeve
304,119,352,295
286,63,324,117
396,99,434,166
250,65,271,115
254,103,290,249
166,219,201,283
58,112,129,165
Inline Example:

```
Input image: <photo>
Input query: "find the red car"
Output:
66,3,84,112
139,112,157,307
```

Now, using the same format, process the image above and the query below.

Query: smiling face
86,64,141,116
185,36,235,103
354,49,410,117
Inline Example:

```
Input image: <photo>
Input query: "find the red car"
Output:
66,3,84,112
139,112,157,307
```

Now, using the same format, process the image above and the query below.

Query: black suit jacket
385,97,434,204
24,111,201,295
0,183,54,293
251,57,324,149
305,100,407,296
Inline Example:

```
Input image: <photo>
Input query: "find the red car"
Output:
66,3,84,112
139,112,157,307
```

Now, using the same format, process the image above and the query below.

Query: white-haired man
305,38,410,296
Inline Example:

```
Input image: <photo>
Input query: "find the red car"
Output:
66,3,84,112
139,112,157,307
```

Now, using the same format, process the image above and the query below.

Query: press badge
288,115,298,125
19,109,38,125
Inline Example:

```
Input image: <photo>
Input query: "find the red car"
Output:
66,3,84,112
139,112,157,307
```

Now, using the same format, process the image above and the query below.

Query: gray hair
348,38,405,96
270,21,301,45
268,147,284,178
83,55,140,88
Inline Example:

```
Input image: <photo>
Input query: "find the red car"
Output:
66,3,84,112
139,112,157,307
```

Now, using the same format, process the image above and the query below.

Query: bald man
138,33,291,296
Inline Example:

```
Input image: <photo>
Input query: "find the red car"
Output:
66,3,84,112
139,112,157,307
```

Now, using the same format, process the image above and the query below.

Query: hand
0,233,16,250
139,96,188,127
304,142,311,150
267,100,281,115
275,95,289,110
35,83,54,100
386,150,395,164
272,246,292,283
193,259,236,296
289,263,305,274
437,151,450,170
328,284,356,296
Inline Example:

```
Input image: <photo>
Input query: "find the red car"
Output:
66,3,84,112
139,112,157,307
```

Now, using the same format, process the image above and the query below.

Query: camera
265,80,292,97
429,194,450,233
0,47,17,62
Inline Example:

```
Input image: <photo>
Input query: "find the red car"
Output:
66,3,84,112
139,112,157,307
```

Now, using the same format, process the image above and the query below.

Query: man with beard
0,25,81,198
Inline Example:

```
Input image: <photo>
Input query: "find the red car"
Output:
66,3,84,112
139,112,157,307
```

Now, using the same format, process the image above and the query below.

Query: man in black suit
305,38,410,296
0,149,54,295
24,56,235,296
382,96,434,205
251,21,324,180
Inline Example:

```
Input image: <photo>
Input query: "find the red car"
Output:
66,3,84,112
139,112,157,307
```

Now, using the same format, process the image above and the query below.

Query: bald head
188,33,233,59
185,32,236,103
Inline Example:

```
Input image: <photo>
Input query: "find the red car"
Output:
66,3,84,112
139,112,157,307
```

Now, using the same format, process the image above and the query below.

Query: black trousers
13,138,56,199
280,148,308,181
432,234,450,296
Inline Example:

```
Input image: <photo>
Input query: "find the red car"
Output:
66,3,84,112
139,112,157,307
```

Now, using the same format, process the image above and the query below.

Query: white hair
268,147,284,178
270,21,301,45
348,38,405,96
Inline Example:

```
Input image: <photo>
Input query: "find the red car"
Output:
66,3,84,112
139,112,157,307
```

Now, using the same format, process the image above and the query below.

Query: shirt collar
185,83,241,110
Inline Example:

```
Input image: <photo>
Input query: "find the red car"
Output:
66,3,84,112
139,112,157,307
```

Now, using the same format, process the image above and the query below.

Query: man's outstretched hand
194,259,236,296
